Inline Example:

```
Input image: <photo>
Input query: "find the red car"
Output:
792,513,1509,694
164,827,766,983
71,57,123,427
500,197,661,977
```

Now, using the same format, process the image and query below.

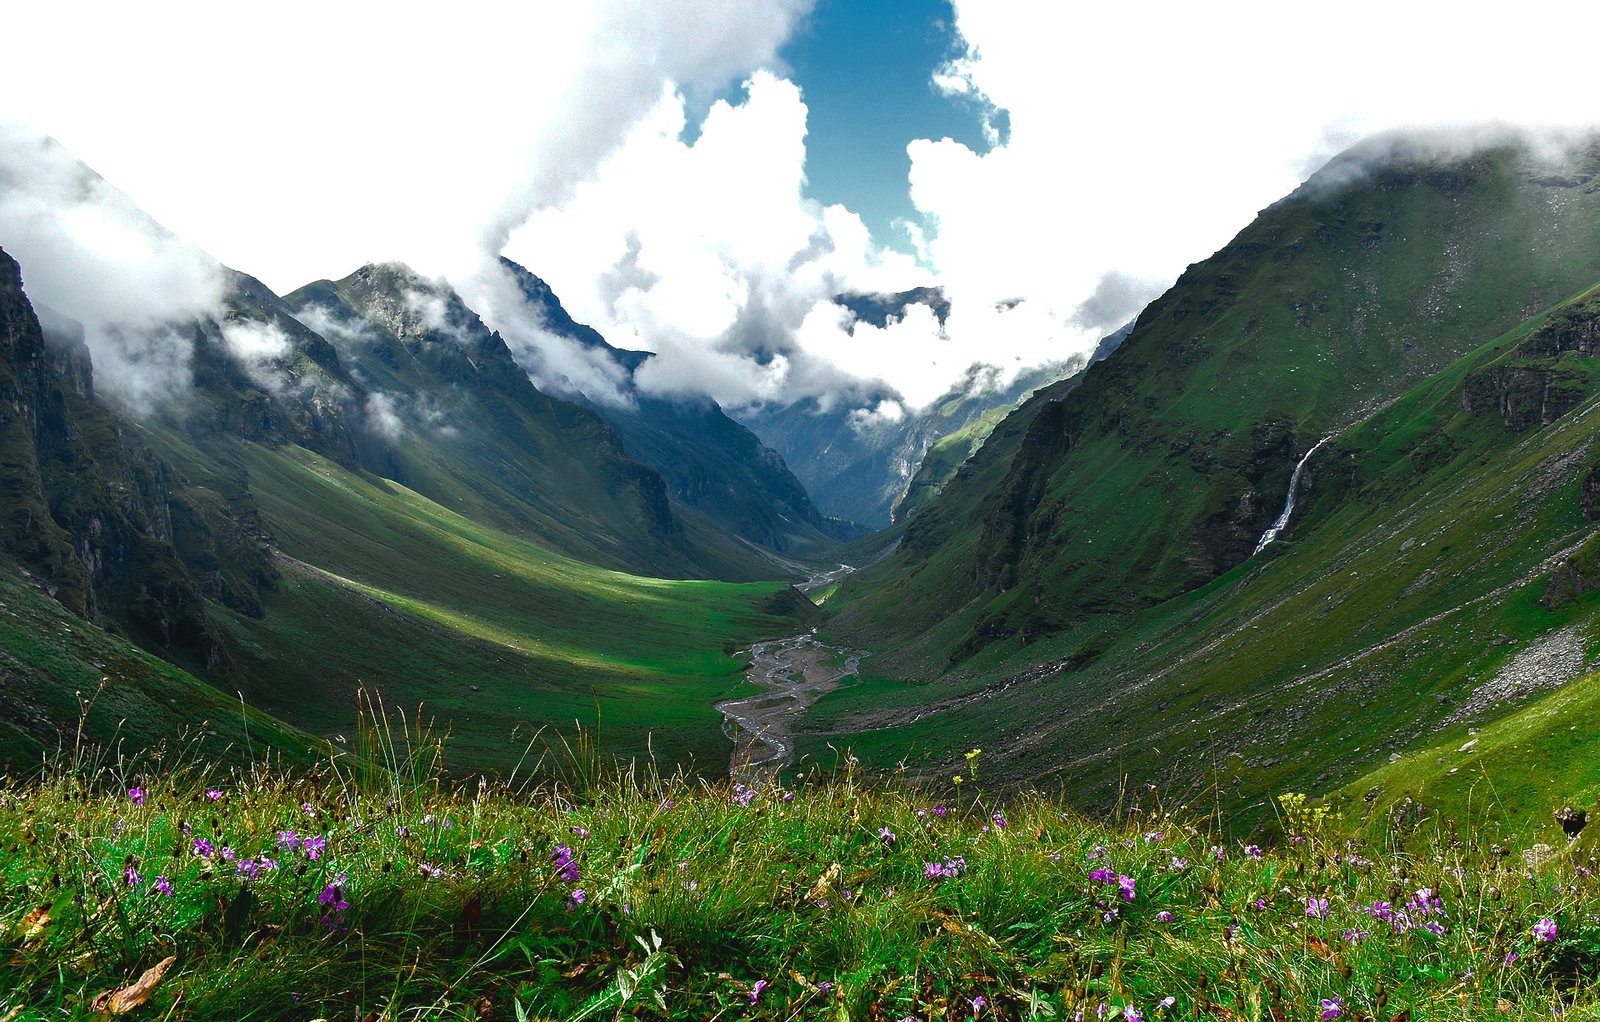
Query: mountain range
4,127,1600,841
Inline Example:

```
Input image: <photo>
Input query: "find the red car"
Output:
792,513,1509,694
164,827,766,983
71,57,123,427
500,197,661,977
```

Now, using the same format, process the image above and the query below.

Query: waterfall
1253,435,1333,555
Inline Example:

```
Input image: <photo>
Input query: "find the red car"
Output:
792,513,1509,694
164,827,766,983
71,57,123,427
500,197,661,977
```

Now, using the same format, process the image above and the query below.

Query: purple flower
878,827,897,842
301,835,327,861
123,866,142,887
1320,996,1342,1020
1342,928,1368,944
567,888,586,909
236,858,263,880
192,837,215,858
1117,874,1137,902
1535,917,1559,942
570,825,590,838
991,813,1007,830
1211,845,1225,862
782,791,795,803
971,995,988,1017
931,804,949,818
1089,867,1116,884
750,979,768,1004
205,788,223,801
1306,897,1329,918
301,802,316,817
1124,1007,1144,1022
151,876,173,898
1245,844,1263,859
658,798,675,811
732,787,757,808
418,862,444,880
1167,857,1188,872
220,846,236,862
318,876,349,911
128,787,146,807
1156,910,1174,923
276,829,300,851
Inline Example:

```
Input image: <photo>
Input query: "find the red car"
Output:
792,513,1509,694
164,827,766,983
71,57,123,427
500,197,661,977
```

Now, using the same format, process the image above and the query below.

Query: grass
195,442,815,772
805,273,1600,824
5,730,1600,1020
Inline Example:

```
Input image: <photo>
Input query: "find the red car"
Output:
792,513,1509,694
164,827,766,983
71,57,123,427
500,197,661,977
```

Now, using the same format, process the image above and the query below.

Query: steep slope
836,131,1600,666
810,278,1600,824
283,264,775,580
0,247,274,673
493,258,852,555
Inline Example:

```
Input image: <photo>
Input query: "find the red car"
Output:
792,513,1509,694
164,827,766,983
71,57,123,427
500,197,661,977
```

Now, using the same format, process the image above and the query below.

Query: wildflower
570,825,590,838
1320,996,1342,1020
1535,918,1559,942
151,876,173,898
128,787,146,807
1144,831,1165,843
277,830,301,851
302,835,327,860
1117,874,1137,901
236,858,263,880
732,787,757,808
932,804,949,818
749,978,767,1004
658,798,675,811
1089,866,1115,884
1212,845,1225,862
551,844,580,884
1306,897,1329,918
318,874,350,929
1342,928,1368,943
301,802,316,817
1504,951,1521,964
971,995,987,1016
205,788,223,801
1156,910,1174,923
418,862,444,880
220,846,236,862
192,837,215,858
123,866,142,887
1124,1006,1144,1022
1167,857,1188,872
878,827,897,843
782,791,795,803
566,888,586,910
1159,997,1176,1010
1245,844,1263,859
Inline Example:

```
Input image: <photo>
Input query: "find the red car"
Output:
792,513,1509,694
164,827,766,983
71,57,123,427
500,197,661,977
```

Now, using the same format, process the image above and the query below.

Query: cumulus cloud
0,125,223,412
904,1,1600,380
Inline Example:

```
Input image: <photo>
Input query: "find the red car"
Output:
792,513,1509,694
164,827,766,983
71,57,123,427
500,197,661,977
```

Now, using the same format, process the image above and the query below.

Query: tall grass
1,721,1597,1020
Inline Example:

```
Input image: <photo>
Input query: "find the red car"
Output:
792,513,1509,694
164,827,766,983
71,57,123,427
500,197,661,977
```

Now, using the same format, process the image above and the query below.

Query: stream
715,566,862,780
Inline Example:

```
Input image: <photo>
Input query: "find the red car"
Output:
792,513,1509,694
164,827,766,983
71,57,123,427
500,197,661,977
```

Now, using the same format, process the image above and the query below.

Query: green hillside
131,426,816,772
810,139,1600,819
836,134,1600,665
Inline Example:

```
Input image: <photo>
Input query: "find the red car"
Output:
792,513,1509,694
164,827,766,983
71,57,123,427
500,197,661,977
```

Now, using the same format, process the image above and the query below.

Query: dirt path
716,633,865,781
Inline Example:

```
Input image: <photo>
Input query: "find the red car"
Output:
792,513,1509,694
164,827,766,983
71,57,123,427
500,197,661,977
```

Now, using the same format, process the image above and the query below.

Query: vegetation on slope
3,743,1599,1020
808,271,1600,822
160,439,815,771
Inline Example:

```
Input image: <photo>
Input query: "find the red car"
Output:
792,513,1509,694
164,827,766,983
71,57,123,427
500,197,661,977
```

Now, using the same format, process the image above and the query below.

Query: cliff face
0,247,273,669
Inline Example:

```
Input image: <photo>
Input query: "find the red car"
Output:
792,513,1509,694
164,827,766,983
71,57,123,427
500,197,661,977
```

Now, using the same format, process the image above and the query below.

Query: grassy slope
4,762,1598,1020
168,438,814,772
0,559,316,770
833,138,1600,671
1335,666,1600,847
802,284,1600,824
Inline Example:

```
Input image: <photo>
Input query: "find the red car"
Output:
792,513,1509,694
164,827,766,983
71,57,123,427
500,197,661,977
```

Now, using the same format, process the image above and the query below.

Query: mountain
811,131,1600,816
492,258,855,555
738,289,1119,528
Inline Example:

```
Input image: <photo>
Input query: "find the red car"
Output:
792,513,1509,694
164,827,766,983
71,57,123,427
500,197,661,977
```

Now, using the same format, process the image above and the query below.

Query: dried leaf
94,955,176,1015
806,862,841,902
17,906,48,942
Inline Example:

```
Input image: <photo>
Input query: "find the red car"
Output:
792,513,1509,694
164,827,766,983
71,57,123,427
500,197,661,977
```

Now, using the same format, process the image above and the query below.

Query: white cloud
0,125,222,412
906,1,1600,374
2,0,813,292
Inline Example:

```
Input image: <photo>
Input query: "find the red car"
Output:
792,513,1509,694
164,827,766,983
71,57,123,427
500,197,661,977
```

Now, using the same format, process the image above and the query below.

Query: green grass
807,279,1600,825
0,560,316,770
205,443,812,772
4,741,1600,1020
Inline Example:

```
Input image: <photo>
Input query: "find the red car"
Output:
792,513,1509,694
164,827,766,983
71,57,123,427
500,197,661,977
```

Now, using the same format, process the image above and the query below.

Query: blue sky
779,0,990,247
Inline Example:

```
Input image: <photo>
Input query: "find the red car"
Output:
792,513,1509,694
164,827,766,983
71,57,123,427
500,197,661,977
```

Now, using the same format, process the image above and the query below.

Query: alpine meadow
5,3,1600,1019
